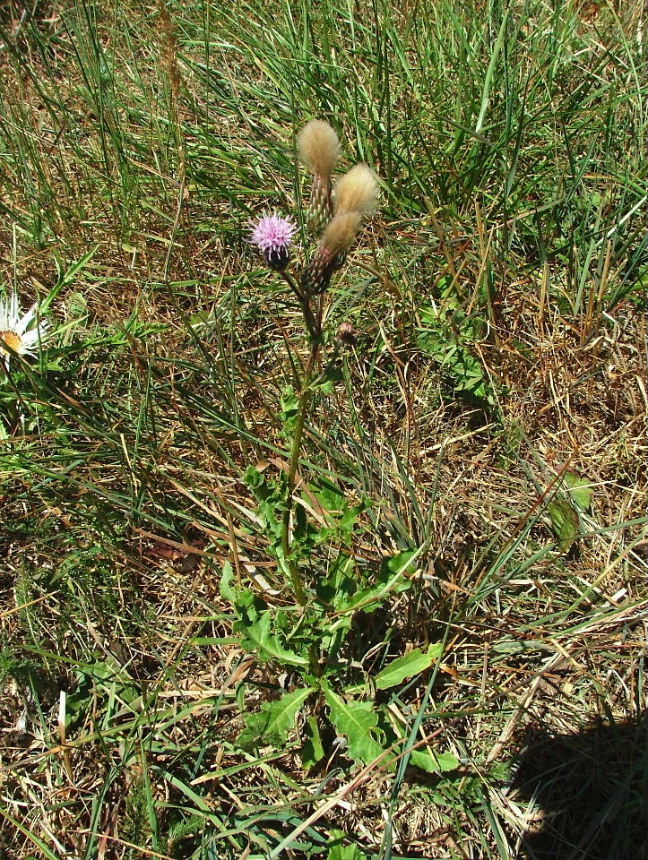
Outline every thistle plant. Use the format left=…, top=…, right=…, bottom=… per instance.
left=228, top=127, right=450, bottom=780
left=240, top=124, right=448, bottom=776
left=250, top=120, right=379, bottom=605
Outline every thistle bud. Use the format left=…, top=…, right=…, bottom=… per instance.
left=298, top=120, right=341, bottom=232
left=321, top=212, right=363, bottom=257
left=297, top=120, right=340, bottom=178
left=301, top=212, right=363, bottom=296
left=334, top=164, right=379, bottom=217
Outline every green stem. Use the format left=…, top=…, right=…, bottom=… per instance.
left=280, top=338, right=320, bottom=606
left=279, top=270, right=320, bottom=341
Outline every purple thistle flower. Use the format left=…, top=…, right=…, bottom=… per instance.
left=251, top=214, right=296, bottom=271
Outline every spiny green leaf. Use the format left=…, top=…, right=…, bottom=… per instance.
left=375, top=643, right=443, bottom=690
left=332, top=550, right=417, bottom=615
left=237, top=687, right=313, bottom=751
left=309, top=479, right=366, bottom=541
left=280, top=385, right=299, bottom=439
left=240, top=612, right=308, bottom=667
left=385, top=549, right=419, bottom=575
left=312, top=479, right=345, bottom=514
left=324, top=688, right=385, bottom=766
left=301, top=714, right=325, bottom=772
left=220, top=561, right=236, bottom=603
left=386, top=712, right=460, bottom=774
left=410, top=749, right=460, bottom=774
left=327, top=829, right=369, bottom=860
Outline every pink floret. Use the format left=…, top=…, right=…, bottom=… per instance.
left=251, top=215, right=296, bottom=252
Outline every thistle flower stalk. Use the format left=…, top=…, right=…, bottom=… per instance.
left=250, top=118, right=380, bottom=608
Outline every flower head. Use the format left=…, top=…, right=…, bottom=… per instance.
left=301, top=213, right=363, bottom=296
left=297, top=120, right=340, bottom=178
left=251, top=214, right=296, bottom=271
left=320, top=212, right=363, bottom=257
left=0, top=292, right=49, bottom=367
left=335, top=164, right=380, bottom=216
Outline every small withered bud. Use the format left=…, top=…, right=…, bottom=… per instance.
left=334, top=164, right=379, bottom=217
left=301, top=212, right=363, bottom=296
left=337, top=321, right=357, bottom=346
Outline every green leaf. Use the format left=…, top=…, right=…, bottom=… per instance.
left=386, top=712, right=460, bottom=774
left=324, top=688, right=385, bottom=766
left=313, top=365, right=343, bottom=394
left=327, top=830, right=369, bottom=860
left=312, top=478, right=345, bottom=514
left=189, top=310, right=211, bottom=327
left=410, top=749, right=460, bottom=774
left=385, top=549, right=418, bottom=576
left=237, top=687, right=313, bottom=751
left=309, top=479, right=366, bottom=542
left=564, top=471, right=593, bottom=512
left=301, top=714, right=325, bottom=771
left=416, top=298, right=495, bottom=407
left=375, top=643, right=442, bottom=690
left=220, top=561, right=236, bottom=603
left=547, top=498, right=580, bottom=553
left=240, top=612, right=308, bottom=667
left=330, top=549, right=417, bottom=616
left=244, top=465, right=265, bottom=490
left=280, top=386, right=299, bottom=439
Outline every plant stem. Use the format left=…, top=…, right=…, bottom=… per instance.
left=280, top=270, right=320, bottom=341
left=280, top=331, right=320, bottom=606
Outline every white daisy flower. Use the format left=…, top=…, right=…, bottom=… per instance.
left=0, top=292, right=50, bottom=367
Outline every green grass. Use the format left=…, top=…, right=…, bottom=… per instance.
left=0, top=0, right=646, bottom=858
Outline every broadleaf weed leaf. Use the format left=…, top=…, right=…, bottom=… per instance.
left=238, top=687, right=313, bottom=751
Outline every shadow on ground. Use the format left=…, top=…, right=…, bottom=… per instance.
left=512, top=713, right=647, bottom=860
